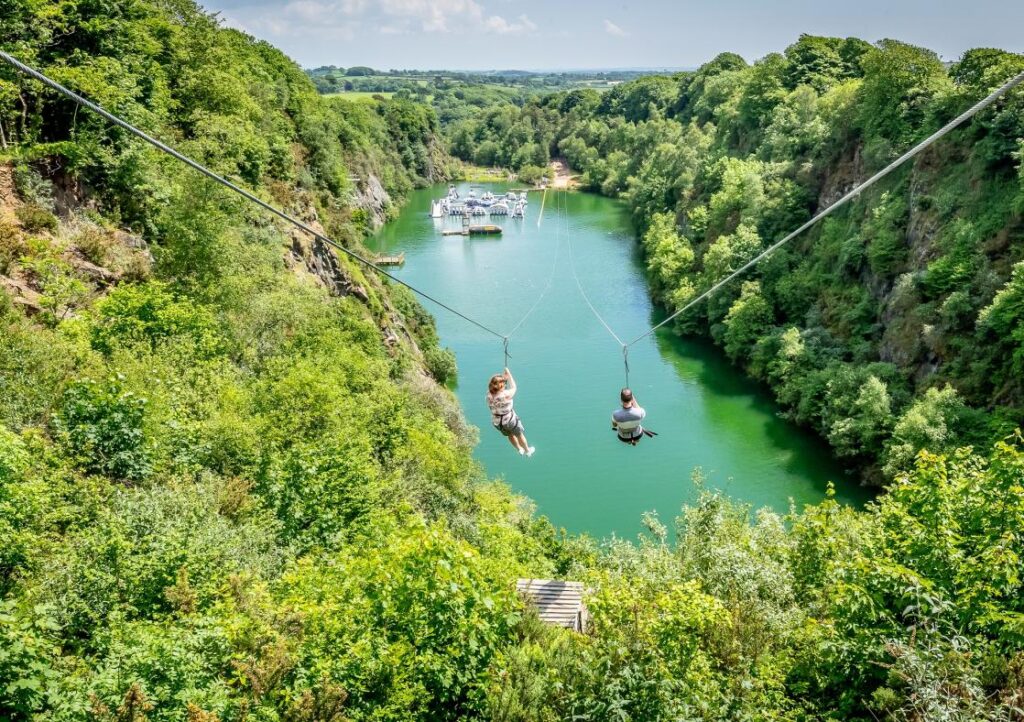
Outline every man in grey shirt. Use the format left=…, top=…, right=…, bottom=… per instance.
left=612, top=388, right=655, bottom=446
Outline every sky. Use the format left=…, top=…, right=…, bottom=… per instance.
left=202, top=0, right=1024, bottom=71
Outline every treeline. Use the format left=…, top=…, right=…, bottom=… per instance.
left=2, top=6, right=1024, bottom=721
left=306, top=66, right=659, bottom=95
left=444, top=36, right=1024, bottom=481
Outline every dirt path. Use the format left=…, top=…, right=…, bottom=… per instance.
left=549, top=158, right=577, bottom=189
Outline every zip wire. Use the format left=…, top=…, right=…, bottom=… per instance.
left=500, top=188, right=564, bottom=364
left=559, top=68, right=1024, bottom=382
left=562, top=189, right=630, bottom=383
left=0, top=50, right=505, bottom=342
left=565, top=190, right=626, bottom=347
left=624, top=67, right=1024, bottom=348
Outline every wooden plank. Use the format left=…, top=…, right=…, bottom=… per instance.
left=517, top=578, right=587, bottom=632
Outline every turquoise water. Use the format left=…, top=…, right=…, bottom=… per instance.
left=371, top=184, right=870, bottom=538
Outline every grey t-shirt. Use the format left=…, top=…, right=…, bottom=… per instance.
left=612, top=404, right=646, bottom=439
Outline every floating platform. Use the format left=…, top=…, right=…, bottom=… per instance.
left=441, top=225, right=503, bottom=237
left=375, top=252, right=405, bottom=265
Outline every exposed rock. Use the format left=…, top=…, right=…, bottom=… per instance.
left=381, top=324, right=399, bottom=347
left=0, top=164, right=17, bottom=211
left=48, top=164, right=95, bottom=217
left=113, top=229, right=152, bottom=255
left=1, top=274, right=43, bottom=314
left=817, top=146, right=864, bottom=208
left=352, top=173, right=391, bottom=229
left=65, top=253, right=118, bottom=286
left=287, top=209, right=370, bottom=303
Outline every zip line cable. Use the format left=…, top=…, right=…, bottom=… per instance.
left=0, top=50, right=506, bottom=342
left=500, top=190, right=564, bottom=364
left=562, top=189, right=632, bottom=383
left=7, top=49, right=1022, bottom=379
left=624, top=67, right=1024, bottom=348
left=561, top=67, right=1024, bottom=377
left=564, top=190, right=626, bottom=347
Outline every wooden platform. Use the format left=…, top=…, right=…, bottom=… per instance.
left=516, top=579, right=588, bottom=632
left=375, top=252, right=405, bottom=265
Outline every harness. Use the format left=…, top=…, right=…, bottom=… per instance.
left=615, top=418, right=644, bottom=440
left=493, top=409, right=519, bottom=430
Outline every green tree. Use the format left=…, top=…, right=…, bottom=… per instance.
left=723, top=281, right=773, bottom=362
left=858, top=40, right=951, bottom=154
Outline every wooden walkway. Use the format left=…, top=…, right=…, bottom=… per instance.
left=516, top=579, right=588, bottom=632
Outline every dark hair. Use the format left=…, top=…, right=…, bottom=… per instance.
left=620, top=388, right=633, bottom=403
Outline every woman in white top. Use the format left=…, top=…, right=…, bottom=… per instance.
left=486, top=367, right=535, bottom=457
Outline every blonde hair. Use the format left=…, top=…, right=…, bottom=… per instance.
left=488, top=374, right=505, bottom=395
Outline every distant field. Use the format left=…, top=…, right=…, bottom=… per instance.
left=326, top=91, right=394, bottom=101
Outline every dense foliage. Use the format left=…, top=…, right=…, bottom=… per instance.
left=2, top=7, right=1024, bottom=720
left=441, top=35, right=1024, bottom=482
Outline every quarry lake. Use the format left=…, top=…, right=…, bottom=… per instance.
left=371, top=183, right=871, bottom=538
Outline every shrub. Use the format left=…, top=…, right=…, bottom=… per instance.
left=40, top=481, right=281, bottom=638
left=0, top=600, right=59, bottom=718
left=54, top=375, right=152, bottom=481
left=14, top=204, right=58, bottom=234
left=0, top=425, right=32, bottom=586
left=12, top=164, right=54, bottom=209
left=517, top=165, right=551, bottom=185
left=0, top=218, right=25, bottom=273
left=72, top=223, right=113, bottom=266
left=723, top=281, right=774, bottom=362
left=89, top=281, right=222, bottom=357
left=882, top=385, right=973, bottom=477
left=424, top=345, right=457, bottom=384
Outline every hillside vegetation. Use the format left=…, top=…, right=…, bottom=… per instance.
left=444, top=37, right=1024, bottom=482
left=1, top=6, right=1024, bottom=721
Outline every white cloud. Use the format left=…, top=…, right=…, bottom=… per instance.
left=230, top=0, right=536, bottom=38
left=484, top=13, right=537, bottom=35
left=603, top=19, right=628, bottom=37
left=217, top=12, right=252, bottom=33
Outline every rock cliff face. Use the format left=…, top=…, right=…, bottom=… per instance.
left=284, top=201, right=369, bottom=303
left=352, top=173, right=391, bottom=229
left=812, top=149, right=967, bottom=383
left=281, top=187, right=430, bottom=362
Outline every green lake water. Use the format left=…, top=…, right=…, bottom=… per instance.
left=371, top=183, right=871, bottom=538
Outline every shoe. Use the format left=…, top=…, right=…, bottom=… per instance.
left=526, top=446, right=535, bottom=457
left=518, top=448, right=525, bottom=455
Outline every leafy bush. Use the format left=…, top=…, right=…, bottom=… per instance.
left=723, top=281, right=773, bottom=362
left=54, top=375, right=152, bottom=481
left=0, top=219, right=26, bottom=274
left=14, top=204, right=58, bottom=234
left=71, top=223, right=113, bottom=266
left=424, top=345, right=457, bottom=384
left=41, top=482, right=281, bottom=638
left=517, top=165, right=551, bottom=185
left=0, top=601, right=59, bottom=719
left=0, top=425, right=33, bottom=587
left=88, top=281, right=222, bottom=357
left=282, top=520, right=520, bottom=721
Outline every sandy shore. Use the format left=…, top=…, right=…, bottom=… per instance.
left=549, top=158, right=578, bottom=189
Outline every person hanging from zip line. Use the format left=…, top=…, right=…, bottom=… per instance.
left=486, top=367, right=535, bottom=457
left=612, top=388, right=657, bottom=446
